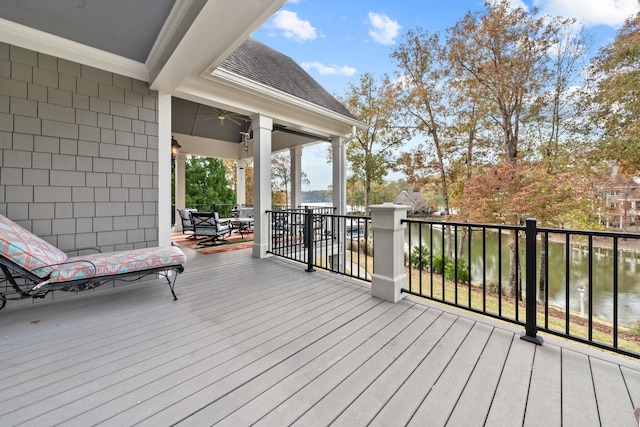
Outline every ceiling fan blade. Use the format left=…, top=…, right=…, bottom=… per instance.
left=227, top=116, right=243, bottom=126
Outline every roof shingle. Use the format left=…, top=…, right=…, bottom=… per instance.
left=219, top=38, right=355, bottom=120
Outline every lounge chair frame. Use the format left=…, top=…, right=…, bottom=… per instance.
left=0, top=254, right=184, bottom=310
left=0, top=214, right=186, bottom=310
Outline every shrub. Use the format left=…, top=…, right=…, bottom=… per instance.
left=432, top=254, right=445, bottom=274
left=486, top=280, right=502, bottom=294
left=444, top=258, right=471, bottom=284
left=409, top=246, right=430, bottom=269
left=427, top=253, right=471, bottom=284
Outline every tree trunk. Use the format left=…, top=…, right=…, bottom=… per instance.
left=445, top=224, right=453, bottom=258
left=508, top=230, right=521, bottom=299
left=458, top=226, right=467, bottom=258
left=538, top=239, right=547, bottom=302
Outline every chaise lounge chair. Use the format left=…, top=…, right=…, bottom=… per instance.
left=0, top=214, right=186, bottom=309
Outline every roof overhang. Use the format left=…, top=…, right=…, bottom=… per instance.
left=174, top=69, right=364, bottom=140
left=149, top=0, right=287, bottom=92
left=0, top=0, right=363, bottom=149
left=0, top=0, right=287, bottom=91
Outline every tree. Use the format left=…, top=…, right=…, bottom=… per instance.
left=448, top=0, right=552, bottom=166
left=536, top=20, right=590, bottom=172
left=341, top=73, right=408, bottom=209
left=244, top=161, right=254, bottom=206
left=395, top=146, right=430, bottom=191
left=184, top=156, right=236, bottom=210
left=447, top=0, right=572, bottom=297
left=271, top=152, right=309, bottom=206
left=588, top=10, right=640, bottom=175
left=392, top=29, right=456, bottom=217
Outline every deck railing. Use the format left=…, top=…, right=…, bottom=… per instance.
left=403, top=217, right=640, bottom=358
left=266, top=208, right=372, bottom=282
left=265, top=205, right=640, bottom=358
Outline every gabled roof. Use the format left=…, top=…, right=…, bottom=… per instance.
left=219, top=38, right=355, bottom=120
left=396, top=191, right=424, bottom=203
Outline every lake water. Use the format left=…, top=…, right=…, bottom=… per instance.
left=406, top=224, right=640, bottom=326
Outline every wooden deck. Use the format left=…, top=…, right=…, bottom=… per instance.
left=1, top=247, right=640, bottom=426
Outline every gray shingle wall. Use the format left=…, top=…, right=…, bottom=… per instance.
left=0, top=43, right=159, bottom=251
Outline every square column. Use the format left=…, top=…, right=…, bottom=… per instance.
left=252, top=114, right=273, bottom=258
left=236, top=159, right=247, bottom=206
left=158, top=91, right=172, bottom=247
left=290, top=146, right=303, bottom=209
left=332, top=135, right=346, bottom=215
left=370, top=203, right=409, bottom=302
left=174, top=153, right=186, bottom=231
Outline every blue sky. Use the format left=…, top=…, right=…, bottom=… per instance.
left=251, top=0, right=639, bottom=191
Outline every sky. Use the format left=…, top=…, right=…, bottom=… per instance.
left=251, top=0, right=640, bottom=191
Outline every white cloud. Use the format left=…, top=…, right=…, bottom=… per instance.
left=534, top=0, right=639, bottom=27
left=496, top=0, right=529, bottom=11
left=271, top=10, right=317, bottom=42
left=367, top=12, right=401, bottom=45
left=301, top=61, right=357, bottom=76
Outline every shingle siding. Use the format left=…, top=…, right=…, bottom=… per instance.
left=0, top=43, right=159, bottom=249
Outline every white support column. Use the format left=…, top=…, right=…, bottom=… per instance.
left=332, top=135, right=347, bottom=215
left=370, top=203, right=409, bottom=302
left=236, top=159, right=247, bottom=206
left=252, top=114, right=273, bottom=258
left=158, top=91, right=172, bottom=247
left=290, top=146, right=303, bottom=209
left=174, top=152, right=186, bottom=232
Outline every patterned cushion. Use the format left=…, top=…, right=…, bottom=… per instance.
left=0, top=214, right=68, bottom=278
left=44, top=246, right=186, bottom=284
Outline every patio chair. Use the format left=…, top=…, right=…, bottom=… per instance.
left=191, top=211, right=232, bottom=246
left=177, top=208, right=197, bottom=237
left=0, top=214, right=186, bottom=310
left=233, top=207, right=254, bottom=237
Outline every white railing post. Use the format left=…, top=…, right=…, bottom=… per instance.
left=370, top=203, right=409, bottom=302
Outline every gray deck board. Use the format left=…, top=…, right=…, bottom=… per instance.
left=0, top=249, right=639, bottom=426
left=524, top=339, right=563, bottom=427
left=484, top=335, right=536, bottom=427
left=330, top=311, right=457, bottom=426
left=185, top=301, right=421, bottom=426
left=408, top=321, right=495, bottom=426
left=592, top=358, right=639, bottom=427
left=369, top=316, right=475, bottom=426
left=443, top=327, right=514, bottom=427
left=561, top=349, right=600, bottom=427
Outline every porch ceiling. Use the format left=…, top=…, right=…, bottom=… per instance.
left=0, top=0, right=177, bottom=63
left=171, top=97, right=329, bottom=152
left=0, top=0, right=287, bottom=92
left=172, top=97, right=251, bottom=144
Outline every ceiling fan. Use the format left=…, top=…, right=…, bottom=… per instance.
left=207, top=108, right=248, bottom=126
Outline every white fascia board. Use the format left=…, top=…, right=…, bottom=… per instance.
left=213, top=69, right=363, bottom=128
left=145, top=0, right=196, bottom=78
left=0, top=18, right=149, bottom=81
left=150, top=0, right=286, bottom=93
left=185, top=70, right=363, bottom=136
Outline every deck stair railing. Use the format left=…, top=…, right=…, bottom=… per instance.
left=267, top=208, right=372, bottom=282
